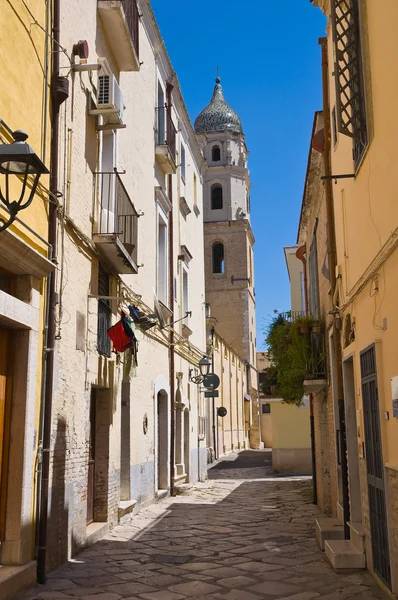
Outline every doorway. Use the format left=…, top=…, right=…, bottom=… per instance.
left=342, top=356, right=362, bottom=524
left=184, top=408, right=190, bottom=481
left=87, top=390, right=96, bottom=525
left=157, top=390, right=168, bottom=490
left=0, top=327, right=12, bottom=541
left=360, top=345, right=391, bottom=589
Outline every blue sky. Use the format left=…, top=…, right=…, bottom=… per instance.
left=151, top=0, right=326, bottom=349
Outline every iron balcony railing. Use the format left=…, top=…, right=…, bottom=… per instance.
left=155, top=106, right=177, bottom=162
left=279, top=311, right=306, bottom=322
left=121, top=0, right=139, bottom=60
left=96, top=170, right=138, bottom=262
left=305, top=330, right=326, bottom=380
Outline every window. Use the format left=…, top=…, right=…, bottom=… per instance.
left=246, top=192, right=251, bottom=214
left=212, top=243, right=224, bottom=274
left=97, top=263, right=111, bottom=357
left=331, top=0, right=368, bottom=167
left=308, top=229, right=320, bottom=318
left=193, top=172, right=197, bottom=206
left=262, top=403, right=271, bottom=414
left=211, top=184, right=223, bottom=210
left=212, top=145, right=221, bottom=162
left=182, top=268, right=189, bottom=323
left=181, top=143, right=186, bottom=182
left=158, top=211, right=168, bottom=304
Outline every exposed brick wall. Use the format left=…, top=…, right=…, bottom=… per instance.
left=386, top=467, right=398, bottom=589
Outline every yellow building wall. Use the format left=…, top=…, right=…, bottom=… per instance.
left=271, top=402, right=311, bottom=449
left=0, top=0, right=50, bottom=559
left=0, top=0, right=50, bottom=251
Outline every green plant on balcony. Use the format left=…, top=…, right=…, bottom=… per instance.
left=263, top=312, right=325, bottom=405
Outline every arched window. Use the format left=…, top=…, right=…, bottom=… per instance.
left=212, top=243, right=224, bottom=274
left=212, top=145, right=221, bottom=162
left=211, top=184, right=223, bottom=210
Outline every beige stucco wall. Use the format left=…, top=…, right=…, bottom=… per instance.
left=270, top=401, right=312, bottom=474
left=284, top=246, right=304, bottom=314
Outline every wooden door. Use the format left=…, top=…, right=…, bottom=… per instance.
left=0, top=327, right=13, bottom=540
left=87, top=392, right=96, bottom=525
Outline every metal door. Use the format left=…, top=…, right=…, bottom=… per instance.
left=360, top=345, right=391, bottom=588
left=87, top=392, right=96, bottom=525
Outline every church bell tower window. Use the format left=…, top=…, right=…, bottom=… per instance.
left=212, top=145, right=221, bottom=162
left=211, top=184, right=223, bottom=210
left=212, top=243, right=225, bottom=274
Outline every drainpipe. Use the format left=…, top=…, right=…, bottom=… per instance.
left=319, top=36, right=350, bottom=539
left=167, top=82, right=175, bottom=496
left=210, top=327, right=217, bottom=460
left=296, top=244, right=317, bottom=505
left=37, top=0, right=67, bottom=582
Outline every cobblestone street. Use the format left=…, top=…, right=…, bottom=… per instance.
left=19, top=451, right=388, bottom=600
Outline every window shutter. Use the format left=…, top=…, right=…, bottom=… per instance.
left=308, top=234, right=320, bottom=318
left=331, top=0, right=367, bottom=160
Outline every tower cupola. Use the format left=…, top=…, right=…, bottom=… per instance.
left=194, top=78, right=242, bottom=134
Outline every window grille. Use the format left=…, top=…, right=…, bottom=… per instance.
left=212, top=243, right=224, bottom=274
left=97, top=264, right=111, bottom=357
left=331, top=0, right=367, bottom=167
left=211, top=184, right=223, bottom=210
left=180, top=143, right=186, bottom=181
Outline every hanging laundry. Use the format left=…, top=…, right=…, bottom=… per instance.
left=107, top=314, right=138, bottom=354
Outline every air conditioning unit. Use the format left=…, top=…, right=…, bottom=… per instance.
left=90, top=73, right=124, bottom=125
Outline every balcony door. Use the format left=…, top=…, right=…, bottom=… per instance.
left=99, top=130, right=117, bottom=234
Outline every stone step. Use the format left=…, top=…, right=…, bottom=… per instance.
left=348, top=520, right=366, bottom=553
left=118, top=499, right=137, bottom=521
left=0, top=561, right=36, bottom=600
left=325, top=539, right=366, bottom=573
left=316, top=517, right=345, bottom=550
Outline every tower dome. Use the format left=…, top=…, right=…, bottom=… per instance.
left=194, top=78, right=242, bottom=134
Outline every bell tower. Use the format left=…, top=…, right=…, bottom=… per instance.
left=195, top=78, right=258, bottom=425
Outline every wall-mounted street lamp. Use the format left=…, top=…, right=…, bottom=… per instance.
left=0, top=130, right=49, bottom=232
left=189, top=355, right=211, bottom=385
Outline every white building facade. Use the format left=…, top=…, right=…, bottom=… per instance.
left=46, top=0, right=208, bottom=569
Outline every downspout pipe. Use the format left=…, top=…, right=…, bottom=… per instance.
left=37, top=0, right=64, bottom=583
left=210, top=327, right=217, bottom=460
left=167, top=83, right=175, bottom=497
left=319, top=36, right=350, bottom=539
left=296, top=245, right=317, bottom=505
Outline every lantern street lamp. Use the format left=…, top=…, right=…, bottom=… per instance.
left=189, top=355, right=212, bottom=385
left=0, top=130, right=49, bottom=232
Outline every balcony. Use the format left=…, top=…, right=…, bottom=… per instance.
left=93, top=170, right=139, bottom=274
left=155, top=107, right=177, bottom=174
left=303, top=330, right=327, bottom=394
left=97, top=0, right=140, bottom=72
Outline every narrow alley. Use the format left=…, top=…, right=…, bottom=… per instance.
left=18, top=452, right=388, bottom=600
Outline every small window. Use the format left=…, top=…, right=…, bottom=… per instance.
left=97, top=264, right=111, bottom=357
left=211, top=184, right=223, bottom=210
left=193, top=172, right=197, bottom=206
left=181, top=143, right=186, bottom=181
left=262, top=403, right=271, bottom=414
left=212, top=145, right=221, bottom=162
left=212, top=243, right=224, bottom=274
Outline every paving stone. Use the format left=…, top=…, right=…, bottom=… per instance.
left=278, top=593, right=320, bottom=600
left=105, top=583, right=157, bottom=596
left=201, top=567, right=244, bottom=578
left=237, top=561, right=283, bottom=572
left=82, top=595, right=122, bottom=600
left=168, top=581, right=222, bottom=596
left=139, top=592, right=186, bottom=600
left=214, top=590, right=262, bottom=600
left=248, top=581, right=301, bottom=596
left=216, top=575, right=258, bottom=588
left=179, top=562, right=221, bottom=572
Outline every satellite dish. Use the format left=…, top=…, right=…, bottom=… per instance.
left=217, top=406, right=227, bottom=418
